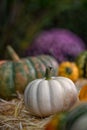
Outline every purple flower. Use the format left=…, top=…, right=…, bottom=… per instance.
left=25, top=28, right=86, bottom=62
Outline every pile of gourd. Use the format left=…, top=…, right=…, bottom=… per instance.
left=44, top=51, right=87, bottom=130
left=0, top=46, right=79, bottom=118
left=1, top=45, right=87, bottom=130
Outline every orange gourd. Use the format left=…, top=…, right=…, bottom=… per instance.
left=45, top=112, right=67, bottom=130
left=59, top=61, right=79, bottom=82
left=79, top=85, right=87, bottom=101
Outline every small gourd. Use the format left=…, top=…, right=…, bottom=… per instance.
left=45, top=112, right=67, bottom=130
left=24, top=67, right=78, bottom=117
left=79, top=84, right=87, bottom=101
left=58, top=61, right=79, bottom=82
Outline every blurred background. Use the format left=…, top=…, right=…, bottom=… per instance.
left=0, top=0, right=87, bottom=59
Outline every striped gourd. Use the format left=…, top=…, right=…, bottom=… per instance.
left=14, top=55, right=58, bottom=93
left=0, top=46, right=58, bottom=100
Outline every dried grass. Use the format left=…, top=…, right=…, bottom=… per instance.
left=0, top=93, right=52, bottom=130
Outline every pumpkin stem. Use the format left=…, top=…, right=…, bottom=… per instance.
left=45, top=66, right=53, bottom=80
left=7, top=45, right=32, bottom=75
left=7, top=45, right=21, bottom=62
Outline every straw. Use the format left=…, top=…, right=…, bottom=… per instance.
left=0, top=94, right=52, bottom=130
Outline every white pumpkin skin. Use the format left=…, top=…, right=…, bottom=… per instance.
left=24, top=77, right=78, bottom=117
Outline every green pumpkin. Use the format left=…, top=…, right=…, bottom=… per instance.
left=75, top=51, right=87, bottom=78
left=14, top=55, right=58, bottom=93
left=0, top=61, right=28, bottom=100
left=0, top=54, right=58, bottom=100
left=7, top=45, right=59, bottom=84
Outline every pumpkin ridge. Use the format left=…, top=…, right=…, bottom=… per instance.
left=55, top=79, right=65, bottom=110
left=7, top=62, right=16, bottom=97
left=27, top=81, right=36, bottom=114
left=24, top=81, right=33, bottom=108
left=27, top=81, right=37, bottom=115
left=27, top=80, right=42, bottom=116
left=38, top=55, right=58, bottom=78
left=50, top=78, right=64, bottom=113
left=23, top=59, right=36, bottom=81
left=48, top=80, right=53, bottom=113
left=56, top=77, right=77, bottom=110
left=37, top=80, right=44, bottom=117
left=48, top=80, right=60, bottom=113
left=38, top=55, right=54, bottom=68
left=37, top=56, right=52, bottom=77
left=28, top=57, right=45, bottom=78
left=7, top=62, right=15, bottom=93
left=27, top=57, right=37, bottom=77
left=11, top=62, right=16, bottom=93
left=13, top=62, right=28, bottom=92
left=0, top=62, right=16, bottom=99
left=38, top=55, right=52, bottom=67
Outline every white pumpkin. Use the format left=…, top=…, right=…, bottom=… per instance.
left=24, top=67, right=78, bottom=117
